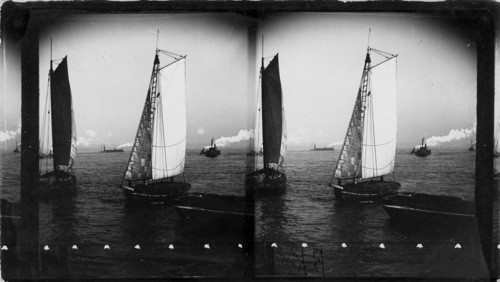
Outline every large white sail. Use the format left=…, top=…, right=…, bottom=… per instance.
left=151, top=58, right=186, bottom=179
left=361, top=57, right=397, bottom=178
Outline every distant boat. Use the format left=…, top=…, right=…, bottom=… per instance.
left=383, top=193, right=475, bottom=224
left=119, top=46, right=190, bottom=204
left=200, top=138, right=220, bottom=158
left=39, top=46, right=77, bottom=189
left=310, top=142, right=334, bottom=151
left=13, top=141, right=19, bottom=153
left=468, top=139, right=475, bottom=152
left=329, top=44, right=400, bottom=200
left=245, top=48, right=287, bottom=195
left=410, top=137, right=431, bottom=157
left=100, top=144, right=124, bottom=153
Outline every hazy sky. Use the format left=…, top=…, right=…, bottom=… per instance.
left=1, top=12, right=477, bottom=150
left=258, top=13, right=476, bottom=148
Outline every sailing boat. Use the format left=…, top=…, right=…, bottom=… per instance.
left=13, top=141, right=19, bottom=153
left=119, top=47, right=190, bottom=203
left=329, top=46, right=399, bottom=200
left=411, top=137, right=431, bottom=156
left=245, top=51, right=287, bottom=195
left=39, top=50, right=77, bottom=188
left=200, top=137, right=220, bottom=157
left=468, top=139, right=475, bottom=152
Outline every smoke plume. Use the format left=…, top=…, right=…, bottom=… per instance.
left=214, top=129, right=253, bottom=147
left=117, top=142, right=133, bottom=148
left=425, top=120, right=476, bottom=147
left=0, top=121, right=21, bottom=142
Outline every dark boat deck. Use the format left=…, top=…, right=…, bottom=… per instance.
left=121, top=181, right=190, bottom=204
left=332, top=180, right=400, bottom=200
left=383, top=193, right=475, bottom=223
left=174, top=193, right=252, bottom=215
left=245, top=168, right=286, bottom=196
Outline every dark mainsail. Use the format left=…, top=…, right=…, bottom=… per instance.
left=261, top=54, right=283, bottom=165
left=50, top=57, right=73, bottom=167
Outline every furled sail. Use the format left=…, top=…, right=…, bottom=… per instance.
left=125, top=63, right=155, bottom=180
left=50, top=57, right=74, bottom=168
left=361, top=57, right=397, bottom=178
left=335, top=51, right=397, bottom=180
left=334, top=89, right=364, bottom=179
left=151, top=58, right=186, bottom=179
left=261, top=54, right=286, bottom=167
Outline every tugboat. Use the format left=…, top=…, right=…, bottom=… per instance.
left=411, top=137, right=431, bottom=157
left=200, top=138, right=221, bottom=158
left=468, top=139, right=475, bottom=152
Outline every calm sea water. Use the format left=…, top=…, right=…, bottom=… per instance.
left=255, top=149, right=492, bottom=278
left=0, top=148, right=494, bottom=278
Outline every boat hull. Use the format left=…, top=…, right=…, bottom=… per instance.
left=245, top=168, right=286, bottom=196
left=39, top=170, right=77, bottom=189
left=414, top=148, right=431, bottom=157
left=382, top=193, right=475, bottom=224
left=330, top=180, right=400, bottom=201
left=173, top=193, right=253, bottom=229
left=121, top=181, right=190, bottom=204
left=204, top=148, right=220, bottom=158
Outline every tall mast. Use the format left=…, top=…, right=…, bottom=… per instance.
left=50, top=38, right=56, bottom=172
left=50, top=38, right=53, bottom=72
left=261, top=34, right=267, bottom=169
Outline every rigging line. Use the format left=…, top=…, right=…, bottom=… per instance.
left=158, top=56, right=186, bottom=71
left=359, top=158, right=395, bottom=170
left=368, top=72, right=378, bottom=175
left=369, top=47, right=397, bottom=58
left=158, top=49, right=182, bottom=56
left=52, top=57, right=65, bottom=63
left=158, top=49, right=184, bottom=58
left=361, top=136, right=397, bottom=147
left=151, top=137, right=186, bottom=148
left=152, top=159, right=185, bottom=171
left=369, top=56, right=397, bottom=70
left=158, top=93, right=170, bottom=178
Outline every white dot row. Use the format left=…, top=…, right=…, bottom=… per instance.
left=1, top=243, right=244, bottom=251
left=270, top=242, right=499, bottom=250
left=3, top=243, right=499, bottom=251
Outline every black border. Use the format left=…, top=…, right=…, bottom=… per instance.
left=1, top=1, right=497, bottom=279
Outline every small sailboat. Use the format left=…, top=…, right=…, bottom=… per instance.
left=39, top=46, right=77, bottom=189
left=200, top=138, right=220, bottom=158
left=329, top=45, right=400, bottom=200
left=410, top=137, right=431, bottom=157
left=13, top=141, right=19, bottom=153
left=245, top=50, right=287, bottom=195
left=119, top=46, right=190, bottom=204
left=468, top=139, right=475, bottom=152
left=100, top=144, right=124, bottom=153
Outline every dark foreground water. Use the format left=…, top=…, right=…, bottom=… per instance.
left=0, top=149, right=496, bottom=278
